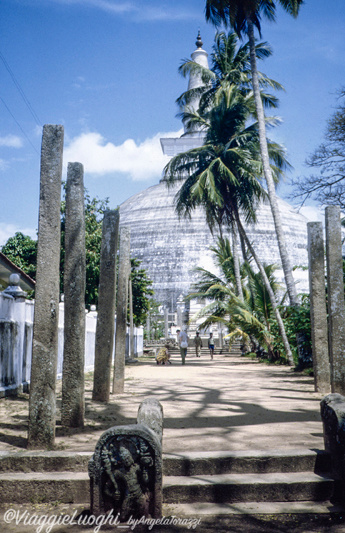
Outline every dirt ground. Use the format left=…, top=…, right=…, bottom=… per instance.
left=1, top=351, right=344, bottom=532
left=0, top=351, right=326, bottom=453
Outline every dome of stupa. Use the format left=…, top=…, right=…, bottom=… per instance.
left=120, top=181, right=308, bottom=309
left=119, top=34, right=309, bottom=310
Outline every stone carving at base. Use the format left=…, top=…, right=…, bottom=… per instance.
left=100, top=435, right=153, bottom=520
left=89, top=401, right=163, bottom=521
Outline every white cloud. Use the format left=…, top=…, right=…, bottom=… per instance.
left=0, top=135, right=23, bottom=148
left=299, top=205, right=325, bottom=223
left=0, top=224, right=37, bottom=247
left=40, top=0, right=197, bottom=21
left=64, top=130, right=182, bottom=181
left=44, top=0, right=134, bottom=12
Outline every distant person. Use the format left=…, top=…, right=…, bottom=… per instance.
left=208, top=332, right=215, bottom=360
left=194, top=331, right=203, bottom=357
left=178, top=328, right=189, bottom=365
left=156, top=344, right=171, bottom=365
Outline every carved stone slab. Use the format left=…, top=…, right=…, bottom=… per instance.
left=89, top=424, right=162, bottom=520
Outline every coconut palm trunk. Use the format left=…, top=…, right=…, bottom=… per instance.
left=230, top=219, right=244, bottom=301
left=247, top=19, right=298, bottom=307
left=233, top=209, right=293, bottom=364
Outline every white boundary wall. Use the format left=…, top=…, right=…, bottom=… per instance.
left=0, top=293, right=143, bottom=396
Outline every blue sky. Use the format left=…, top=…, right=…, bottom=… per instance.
left=1, top=0, right=345, bottom=244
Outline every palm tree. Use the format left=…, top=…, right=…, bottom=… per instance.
left=177, top=30, right=283, bottom=127
left=164, top=85, right=294, bottom=361
left=189, top=240, right=283, bottom=360
left=190, top=237, right=246, bottom=302
left=166, top=85, right=263, bottom=296
left=205, top=0, right=304, bottom=307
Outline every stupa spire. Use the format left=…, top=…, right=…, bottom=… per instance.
left=196, top=30, right=203, bottom=48
left=160, top=32, right=209, bottom=161
left=185, top=31, right=209, bottom=134
left=187, top=32, right=209, bottom=93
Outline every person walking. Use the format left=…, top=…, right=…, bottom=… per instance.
left=208, top=332, right=215, bottom=360
left=194, top=331, right=203, bottom=357
left=178, top=328, right=189, bottom=365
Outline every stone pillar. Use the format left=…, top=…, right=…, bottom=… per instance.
left=92, top=210, right=119, bottom=403
left=164, top=307, right=168, bottom=339
left=129, top=277, right=135, bottom=359
left=177, top=307, right=182, bottom=329
left=325, top=206, right=345, bottom=394
left=61, top=163, right=86, bottom=427
left=28, top=124, right=64, bottom=449
left=146, top=315, right=151, bottom=342
left=113, top=227, right=131, bottom=394
left=307, top=222, right=331, bottom=394
left=218, top=323, right=224, bottom=351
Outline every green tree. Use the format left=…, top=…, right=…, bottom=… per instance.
left=177, top=30, right=283, bottom=120
left=269, top=295, right=312, bottom=367
left=1, top=232, right=37, bottom=281
left=176, top=29, right=284, bottom=302
left=2, top=194, right=154, bottom=325
left=144, top=299, right=165, bottom=341
left=205, top=0, right=304, bottom=308
left=130, top=258, right=154, bottom=327
left=189, top=239, right=284, bottom=360
left=164, top=84, right=293, bottom=360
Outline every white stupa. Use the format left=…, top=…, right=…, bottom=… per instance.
left=120, top=33, right=309, bottom=310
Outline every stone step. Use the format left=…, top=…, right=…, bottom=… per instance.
left=163, top=471, right=334, bottom=504
left=0, top=449, right=335, bottom=507
left=0, top=471, right=90, bottom=504
left=0, top=451, right=92, bottom=473
left=0, top=449, right=330, bottom=475
left=163, top=449, right=330, bottom=476
left=0, top=470, right=334, bottom=505
left=163, top=500, right=344, bottom=516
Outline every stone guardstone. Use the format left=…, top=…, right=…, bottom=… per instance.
left=88, top=424, right=162, bottom=521
left=89, top=399, right=163, bottom=520
left=320, top=393, right=345, bottom=503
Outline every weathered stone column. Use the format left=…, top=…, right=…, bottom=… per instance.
left=129, top=277, right=135, bottom=359
left=307, top=222, right=331, bottom=394
left=177, top=307, right=182, bottom=329
left=28, top=124, right=64, bottom=449
left=92, top=210, right=119, bottom=403
left=61, top=163, right=86, bottom=427
left=113, top=227, right=131, bottom=394
left=218, top=323, right=224, bottom=351
left=146, top=315, right=151, bottom=342
left=164, top=307, right=168, bottom=339
left=325, top=206, right=345, bottom=395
